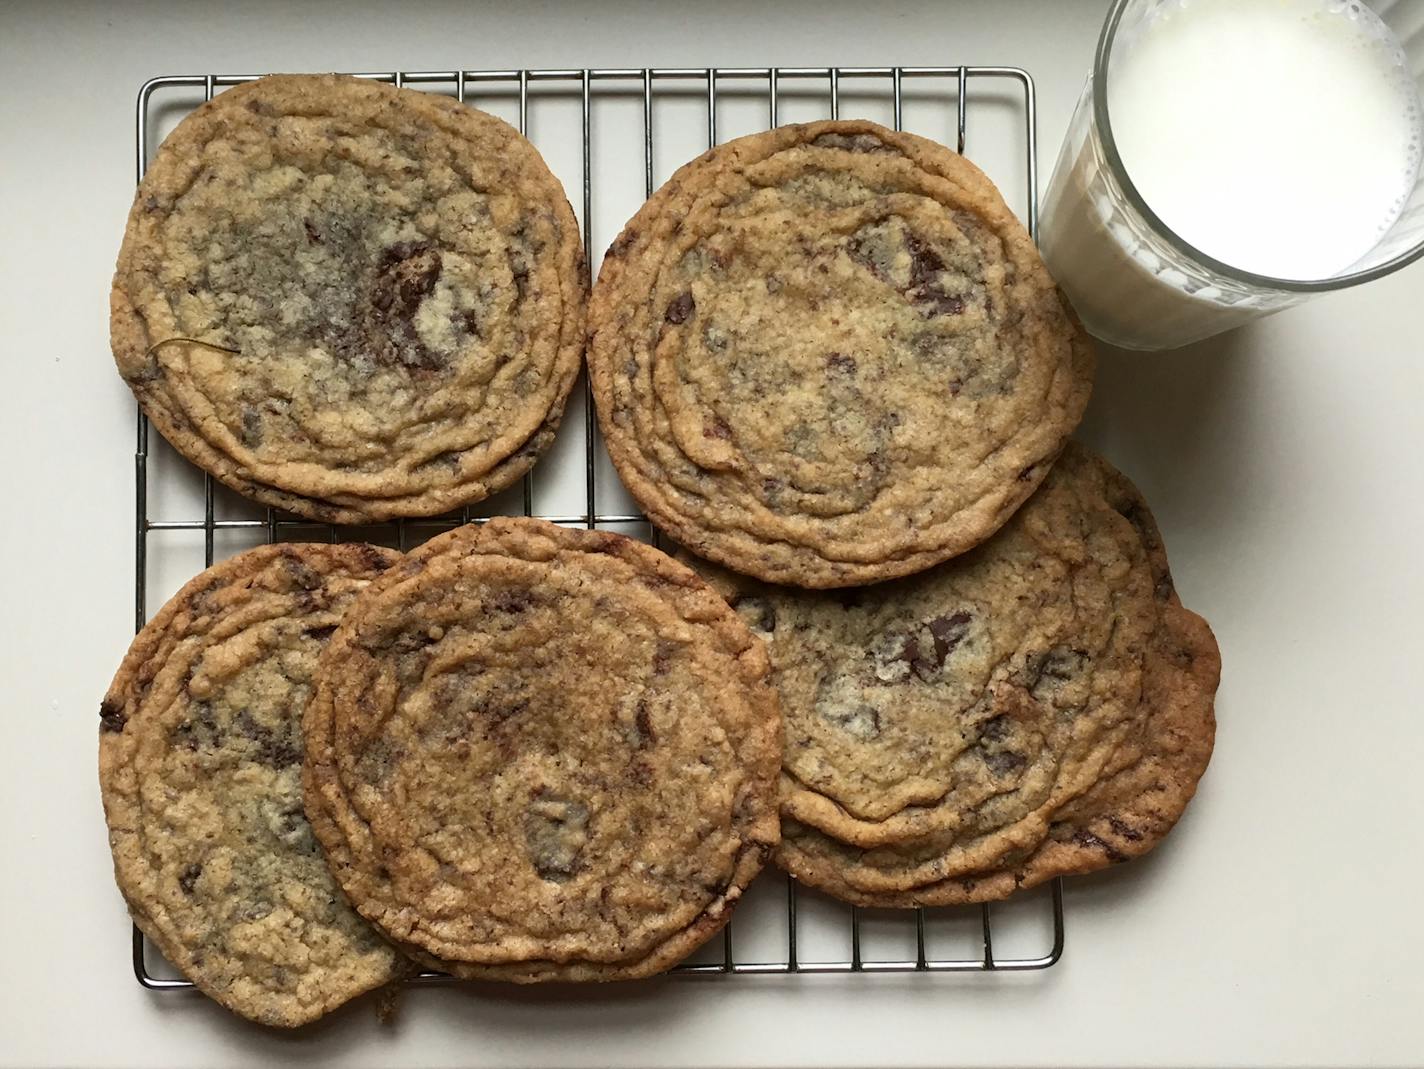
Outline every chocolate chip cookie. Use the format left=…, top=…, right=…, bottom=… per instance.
left=589, top=120, right=1094, bottom=588
left=112, top=74, right=585, bottom=523
left=98, top=543, right=408, bottom=1026
left=303, top=518, right=781, bottom=981
left=685, top=444, right=1219, bottom=906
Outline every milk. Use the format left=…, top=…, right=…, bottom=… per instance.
left=1040, top=0, right=1424, bottom=350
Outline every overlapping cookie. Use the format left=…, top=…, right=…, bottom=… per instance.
left=686, top=444, right=1219, bottom=906
left=303, top=518, right=781, bottom=981
left=99, top=543, right=408, bottom=1026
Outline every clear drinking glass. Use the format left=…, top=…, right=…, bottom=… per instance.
left=1040, top=0, right=1424, bottom=351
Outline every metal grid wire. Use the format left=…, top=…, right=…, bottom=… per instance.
left=130, top=65, right=1064, bottom=990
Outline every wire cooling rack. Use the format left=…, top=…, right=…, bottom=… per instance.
left=129, top=65, right=1064, bottom=991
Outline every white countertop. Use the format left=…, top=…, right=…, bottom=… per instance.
left=3, top=1, right=1421, bottom=1066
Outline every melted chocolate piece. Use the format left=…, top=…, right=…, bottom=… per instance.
left=178, top=863, right=203, bottom=894
left=523, top=796, right=590, bottom=882
left=99, top=698, right=127, bottom=734
left=665, top=291, right=695, bottom=324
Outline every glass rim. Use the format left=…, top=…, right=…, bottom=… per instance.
left=1092, top=0, right=1424, bottom=294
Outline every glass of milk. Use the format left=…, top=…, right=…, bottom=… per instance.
left=1040, top=0, right=1424, bottom=350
